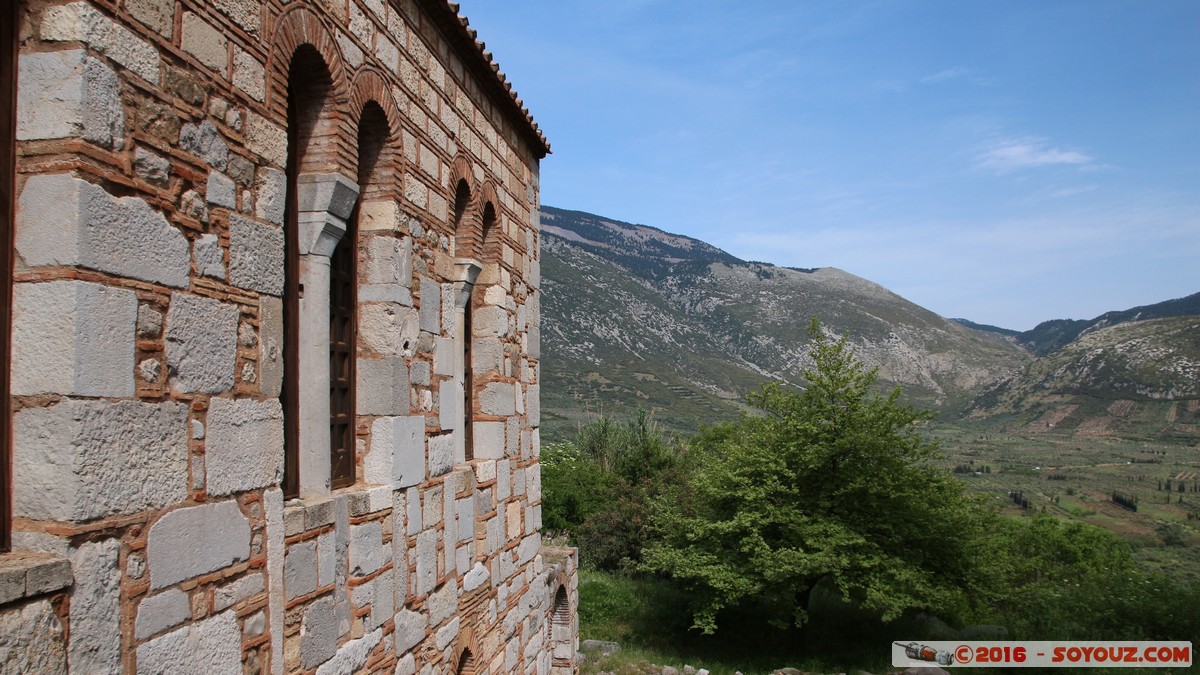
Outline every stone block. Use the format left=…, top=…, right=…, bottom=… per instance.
left=472, top=421, right=505, bottom=461
left=193, top=233, right=225, bottom=279
left=165, top=293, right=239, bottom=394
left=213, top=572, right=264, bottom=611
left=433, top=337, right=456, bottom=376
left=474, top=305, right=509, bottom=338
left=480, top=382, right=515, bottom=416
left=147, top=501, right=251, bottom=590
left=133, top=147, right=170, bottom=185
left=429, top=432, right=454, bottom=477
left=42, top=1, right=158, bottom=84
left=411, top=360, right=431, bottom=387
left=349, top=521, right=385, bottom=577
left=69, top=539, right=121, bottom=673
left=181, top=11, right=228, bottom=72
left=136, top=611, right=241, bottom=675
left=359, top=199, right=403, bottom=232
left=317, top=531, right=335, bottom=587
left=206, top=170, right=236, bottom=208
left=205, top=397, right=283, bottom=496
left=362, top=234, right=410, bottom=283
left=366, top=415, right=425, bottom=488
left=358, top=283, right=412, bottom=305
left=17, top=50, right=122, bottom=148
left=439, top=380, right=462, bottom=431
left=360, top=304, right=420, bottom=357
left=435, top=616, right=460, bottom=651
left=394, top=608, right=424, bottom=654
left=472, top=337, right=503, bottom=375
left=135, top=589, right=190, bottom=639
left=415, top=529, right=436, bottom=596
left=213, top=0, right=261, bottom=33
left=300, top=596, right=338, bottom=669
left=127, top=0, right=173, bottom=38
left=315, top=627, right=382, bottom=675
left=179, top=120, right=229, bottom=170
left=419, top=278, right=441, bottom=333
left=11, top=280, right=136, bottom=397
left=527, top=384, right=541, bottom=428
left=427, top=579, right=457, bottom=628
left=229, top=215, right=284, bottom=296
left=260, top=297, right=284, bottom=397
left=245, top=112, right=286, bottom=166
left=233, top=48, right=265, bottom=101
left=528, top=325, right=541, bottom=359
left=0, top=598, right=67, bottom=673
left=285, top=540, right=317, bottom=600
left=357, top=357, right=410, bottom=415
left=254, top=167, right=286, bottom=224
left=14, top=400, right=188, bottom=521
left=17, top=173, right=189, bottom=287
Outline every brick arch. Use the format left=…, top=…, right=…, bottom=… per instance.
left=349, top=69, right=400, bottom=199
left=265, top=5, right=353, bottom=173
left=451, top=626, right=482, bottom=675
left=449, top=154, right=480, bottom=260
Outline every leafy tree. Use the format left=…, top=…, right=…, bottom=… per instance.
left=643, top=319, right=974, bottom=633
left=542, top=410, right=684, bottom=570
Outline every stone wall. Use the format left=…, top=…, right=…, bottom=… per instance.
left=2, top=0, right=576, bottom=672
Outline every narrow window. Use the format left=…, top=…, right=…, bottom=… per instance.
left=329, top=102, right=388, bottom=489
left=0, top=0, right=18, bottom=551
left=282, top=47, right=333, bottom=498
left=328, top=236, right=355, bottom=488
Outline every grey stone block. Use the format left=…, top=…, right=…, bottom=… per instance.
left=472, top=421, right=505, bottom=461
left=527, top=384, right=541, bottom=428
left=0, top=598, right=67, bottom=673
left=193, top=233, right=225, bottom=279
left=439, top=380, right=462, bottom=431
left=260, top=297, right=283, bottom=397
left=255, top=167, right=286, bottom=225
left=147, top=501, right=251, bottom=590
left=69, top=539, right=121, bottom=674
left=415, top=529, right=436, bottom=596
left=17, top=50, right=123, bottom=149
left=11, top=280, right=136, bottom=397
left=300, top=596, right=338, bottom=670
left=473, top=305, right=509, bottom=339
left=42, top=2, right=160, bottom=85
left=135, top=589, right=190, bottom=639
left=17, top=174, right=189, bottom=288
left=363, top=235, right=412, bottom=286
left=136, top=611, right=240, bottom=675
left=360, top=304, right=420, bottom=357
left=285, top=540, right=317, bottom=600
left=394, top=608, right=424, bottom=654
left=429, top=432, right=454, bottom=477
left=213, top=571, right=264, bottom=611
left=206, top=170, right=236, bottom=208
left=315, top=628, right=382, bottom=675
left=419, top=278, right=441, bottom=333
left=348, top=521, right=385, bottom=577
left=480, top=382, right=516, bottom=416
left=165, top=293, right=239, bottom=394
left=229, top=215, right=284, bottom=296
left=179, top=120, right=228, bottom=170
left=14, top=400, right=188, bottom=521
left=366, top=415, right=425, bottom=488
left=205, top=397, right=282, bottom=496
left=356, top=357, right=410, bottom=416
left=134, top=147, right=170, bottom=185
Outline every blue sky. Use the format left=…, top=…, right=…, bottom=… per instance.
left=457, top=1, right=1199, bottom=331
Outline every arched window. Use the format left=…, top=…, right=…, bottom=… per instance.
left=282, top=45, right=359, bottom=497
left=0, top=0, right=18, bottom=551
left=329, top=101, right=389, bottom=489
left=453, top=179, right=474, bottom=460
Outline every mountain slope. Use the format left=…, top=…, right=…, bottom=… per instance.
left=538, top=206, right=1030, bottom=438
left=966, top=316, right=1200, bottom=439
left=1016, top=293, right=1200, bottom=356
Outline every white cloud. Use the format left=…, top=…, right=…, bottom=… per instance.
left=920, top=66, right=971, bottom=84
left=975, top=137, right=1095, bottom=173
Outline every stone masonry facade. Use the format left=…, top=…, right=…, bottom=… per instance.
left=1, top=0, right=578, bottom=673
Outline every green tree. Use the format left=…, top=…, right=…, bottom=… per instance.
left=643, top=319, right=974, bottom=633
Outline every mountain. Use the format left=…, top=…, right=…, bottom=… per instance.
left=965, top=316, right=1200, bottom=439
left=538, top=206, right=1030, bottom=438
left=1013, top=293, right=1200, bottom=356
